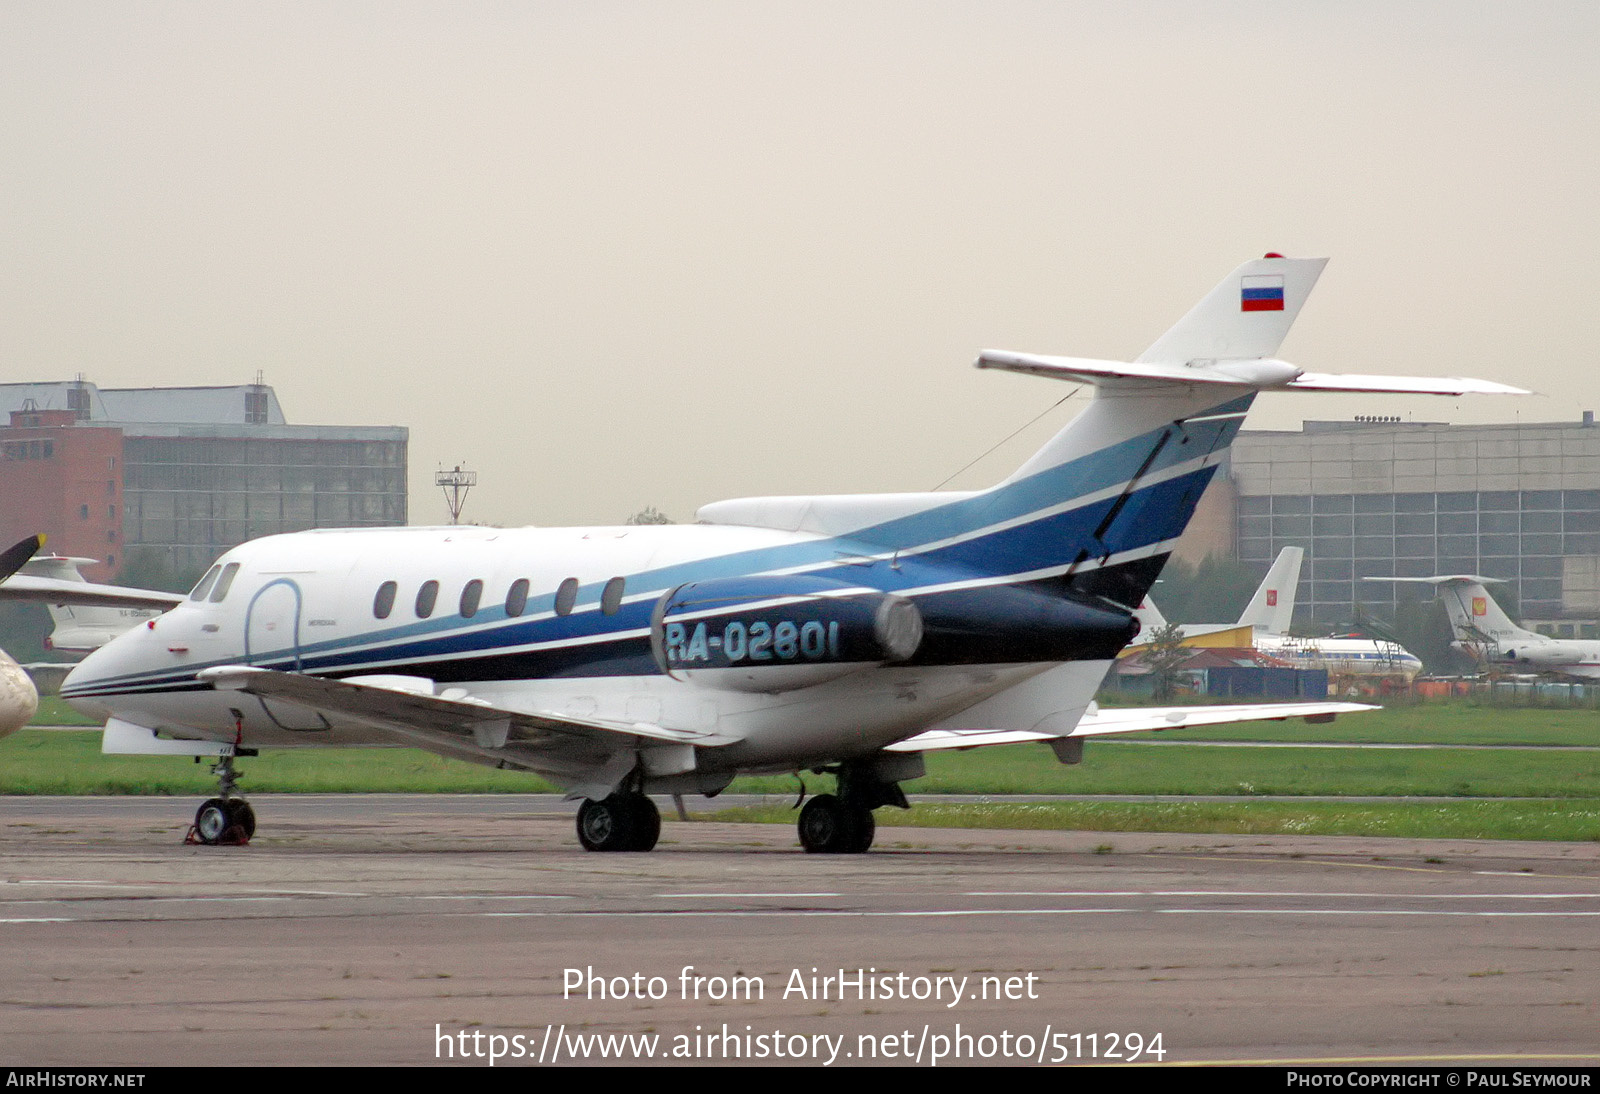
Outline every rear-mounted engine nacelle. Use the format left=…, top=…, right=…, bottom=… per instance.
left=1505, top=645, right=1583, bottom=667
left=651, top=575, right=923, bottom=693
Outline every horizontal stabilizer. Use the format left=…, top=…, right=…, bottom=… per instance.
left=1365, top=575, right=1504, bottom=586
left=976, top=352, right=1531, bottom=397
left=1285, top=373, right=1530, bottom=396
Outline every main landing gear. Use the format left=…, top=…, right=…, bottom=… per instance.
left=186, top=751, right=257, bottom=846
left=796, top=760, right=909, bottom=854
left=798, top=794, right=875, bottom=854
left=576, top=792, right=661, bottom=852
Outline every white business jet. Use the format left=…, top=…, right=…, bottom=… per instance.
left=54, top=256, right=1521, bottom=852
left=15, top=554, right=165, bottom=654
left=1373, top=575, right=1600, bottom=678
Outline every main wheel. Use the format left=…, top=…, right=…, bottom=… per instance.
left=579, top=794, right=655, bottom=852
left=628, top=794, right=661, bottom=852
left=799, top=794, right=861, bottom=854
left=847, top=805, right=876, bottom=853
left=194, top=798, right=231, bottom=845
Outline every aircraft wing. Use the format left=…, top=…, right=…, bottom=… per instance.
left=887, top=701, right=1375, bottom=753
left=198, top=665, right=744, bottom=757
left=0, top=574, right=184, bottom=611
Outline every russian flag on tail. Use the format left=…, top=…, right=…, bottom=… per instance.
left=1241, top=274, right=1285, bottom=312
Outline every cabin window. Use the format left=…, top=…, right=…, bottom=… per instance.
left=460, top=579, right=483, bottom=618
left=554, top=577, right=579, bottom=616
left=373, top=581, right=397, bottom=619
left=415, top=580, right=439, bottom=618
left=600, top=576, right=625, bottom=616
left=505, top=578, right=529, bottom=618
left=208, top=562, right=241, bottom=603
left=189, top=565, right=222, bottom=602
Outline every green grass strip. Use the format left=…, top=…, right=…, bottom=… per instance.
left=4, top=730, right=1598, bottom=800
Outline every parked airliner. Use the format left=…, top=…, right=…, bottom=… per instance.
left=1376, top=575, right=1600, bottom=678
left=49, top=256, right=1521, bottom=853
left=1135, top=547, right=1423, bottom=682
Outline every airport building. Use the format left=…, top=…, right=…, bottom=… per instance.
left=0, top=379, right=407, bottom=582
left=1191, top=416, right=1600, bottom=635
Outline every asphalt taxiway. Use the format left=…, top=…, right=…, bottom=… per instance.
left=2, top=795, right=1598, bottom=1066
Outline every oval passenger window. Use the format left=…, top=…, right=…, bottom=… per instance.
left=554, top=577, right=579, bottom=616
left=373, top=581, right=397, bottom=619
left=600, top=576, right=625, bottom=616
left=505, top=578, right=529, bottom=618
left=460, top=579, right=483, bottom=618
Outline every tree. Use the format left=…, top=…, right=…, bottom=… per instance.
left=625, top=507, right=673, bottom=526
left=1143, top=621, right=1194, bottom=702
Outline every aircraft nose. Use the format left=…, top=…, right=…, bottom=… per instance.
left=59, top=643, right=125, bottom=722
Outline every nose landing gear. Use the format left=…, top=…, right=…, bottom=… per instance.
left=185, top=750, right=257, bottom=846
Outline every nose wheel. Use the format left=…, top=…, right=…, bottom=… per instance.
left=186, top=751, right=256, bottom=846
left=191, top=797, right=255, bottom=845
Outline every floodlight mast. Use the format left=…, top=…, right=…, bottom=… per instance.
left=435, top=465, right=476, bottom=525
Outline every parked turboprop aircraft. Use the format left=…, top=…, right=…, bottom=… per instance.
left=1375, top=575, right=1600, bottom=678
left=56, top=256, right=1521, bottom=853
left=1136, top=547, right=1424, bottom=681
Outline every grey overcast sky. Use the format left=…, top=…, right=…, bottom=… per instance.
left=3, top=2, right=1597, bottom=527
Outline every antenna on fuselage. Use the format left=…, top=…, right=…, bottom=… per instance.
left=435, top=464, right=477, bottom=525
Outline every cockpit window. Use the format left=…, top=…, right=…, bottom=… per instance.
left=373, top=581, right=397, bottom=619
left=208, top=562, right=241, bottom=603
left=189, top=565, right=222, bottom=602
left=415, top=580, right=439, bottom=619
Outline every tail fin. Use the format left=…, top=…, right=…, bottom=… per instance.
left=1369, top=575, right=1538, bottom=647
left=1237, top=547, right=1303, bottom=633
left=1137, top=255, right=1328, bottom=364
left=704, top=256, right=1520, bottom=616
left=1133, top=595, right=1169, bottom=632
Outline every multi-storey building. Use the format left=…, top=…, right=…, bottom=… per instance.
left=1211, top=416, right=1600, bottom=634
left=1, top=379, right=407, bottom=582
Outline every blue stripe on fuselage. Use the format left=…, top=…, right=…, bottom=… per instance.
left=64, top=394, right=1249, bottom=694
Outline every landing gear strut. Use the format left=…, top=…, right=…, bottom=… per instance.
left=796, top=760, right=908, bottom=854
left=576, top=792, right=661, bottom=852
left=187, top=750, right=256, bottom=846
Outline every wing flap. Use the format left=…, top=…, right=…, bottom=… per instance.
left=198, top=666, right=745, bottom=759
left=889, top=701, right=1375, bottom=753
